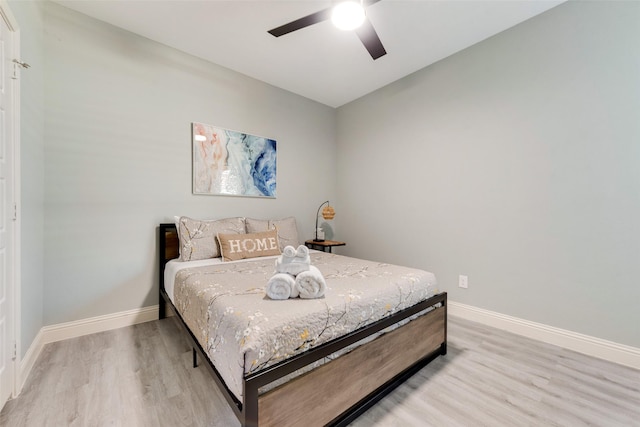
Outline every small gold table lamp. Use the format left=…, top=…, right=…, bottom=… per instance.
left=314, top=201, right=335, bottom=242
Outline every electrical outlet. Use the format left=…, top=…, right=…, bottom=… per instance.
left=459, top=275, right=468, bottom=289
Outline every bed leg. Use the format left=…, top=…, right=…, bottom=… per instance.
left=193, top=348, right=198, bottom=368
left=244, top=380, right=259, bottom=427
left=440, top=343, right=447, bottom=356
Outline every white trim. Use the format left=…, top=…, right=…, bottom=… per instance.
left=11, top=19, right=21, bottom=402
left=41, top=305, right=159, bottom=344
left=17, top=302, right=640, bottom=391
left=18, top=328, right=42, bottom=395
left=0, top=0, right=21, bottom=402
left=19, top=306, right=159, bottom=392
left=449, top=301, right=640, bottom=370
left=0, top=0, right=18, bottom=32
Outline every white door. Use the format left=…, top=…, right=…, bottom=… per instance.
left=0, top=5, right=16, bottom=409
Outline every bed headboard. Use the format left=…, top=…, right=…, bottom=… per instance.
left=158, top=223, right=179, bottom=292
left=159, top=223, right=179, bottom=261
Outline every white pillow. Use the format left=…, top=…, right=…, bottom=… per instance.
left=245, top=217, right=299, bottom=250
left=177, top=216, right=246, bottom=261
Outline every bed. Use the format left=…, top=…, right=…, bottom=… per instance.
left=158, top=222, right=447, bottom=427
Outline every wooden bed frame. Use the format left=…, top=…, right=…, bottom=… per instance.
left=158, top=223, right=447, bottom=427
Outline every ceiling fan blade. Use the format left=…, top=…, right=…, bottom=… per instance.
left=268, top=8, right=332, bottom=37
left=355, top=17, right=387, bottom=60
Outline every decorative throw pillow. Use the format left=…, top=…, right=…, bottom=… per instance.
left=217, top=229, right=281, bottom=262
left=245, top=217, right=299, bottom=250
left=178, top=216, right=246, bottom=261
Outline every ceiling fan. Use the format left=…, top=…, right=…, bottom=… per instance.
left=268, top=0, right=386, bottom=60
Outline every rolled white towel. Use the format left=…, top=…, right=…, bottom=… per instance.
left=282, top=245, right=296, bottom=258
left=295, top=265, right=326, bottom=299
left=266, top=273, right=297, bottom=300
left=294, top=244, right=310, bottom=261
left=275, top=245, right=310, bottom=276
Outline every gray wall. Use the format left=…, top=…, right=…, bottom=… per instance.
left=42, top=2, right=336, bottom=325
left=11, top=0, right=639, bottom=355
left=336, top=1, right=640, bottom=347
left=9, top=0, right=45, bottom=358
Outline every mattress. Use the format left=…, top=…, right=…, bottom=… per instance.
left=167, top=251, right=438, bottom=401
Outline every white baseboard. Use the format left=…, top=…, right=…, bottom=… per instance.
left=19, top=305, right=159, bottom=394
left=17, top=302, right=639, bottom=395
left=18, top=328, right=44, bottom=397
left=39, top=305, right=159, bottom=344
left=448, top=301, right=640, bottom=370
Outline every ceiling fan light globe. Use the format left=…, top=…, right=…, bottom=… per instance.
left=331, top=2, right=365, bottom=31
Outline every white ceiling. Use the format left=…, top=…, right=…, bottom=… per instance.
left=53, top=0, right=564, bottom=108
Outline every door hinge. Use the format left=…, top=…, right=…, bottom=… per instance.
left=12, top=342, right=17, bottom=361
left=11, top=59, right=30, bottom=80
left=12, top=59, right=30, bottom=69
left=12, top=203, right=17, bottom=221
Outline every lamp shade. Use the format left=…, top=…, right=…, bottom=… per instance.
left=322, top=205, right=335, bottom=220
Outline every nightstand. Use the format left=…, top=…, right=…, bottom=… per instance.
left=305, top=240, right=346, bottom=253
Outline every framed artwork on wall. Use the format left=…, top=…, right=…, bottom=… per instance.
left=192, top=122, right=277, bottom=198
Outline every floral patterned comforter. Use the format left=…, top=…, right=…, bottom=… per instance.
left=172, top=252, right=438, bottom=401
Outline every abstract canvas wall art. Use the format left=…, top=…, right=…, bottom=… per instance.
left=192, top=122, right=277, bottom=197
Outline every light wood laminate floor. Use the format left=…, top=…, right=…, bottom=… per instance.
left=1, top=316, right=639, bottom=426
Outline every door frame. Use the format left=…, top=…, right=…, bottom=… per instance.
left=0, top=0, right=21, bottom=400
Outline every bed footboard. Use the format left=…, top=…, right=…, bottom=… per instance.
left=258, top=304, right=446, bottom=427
